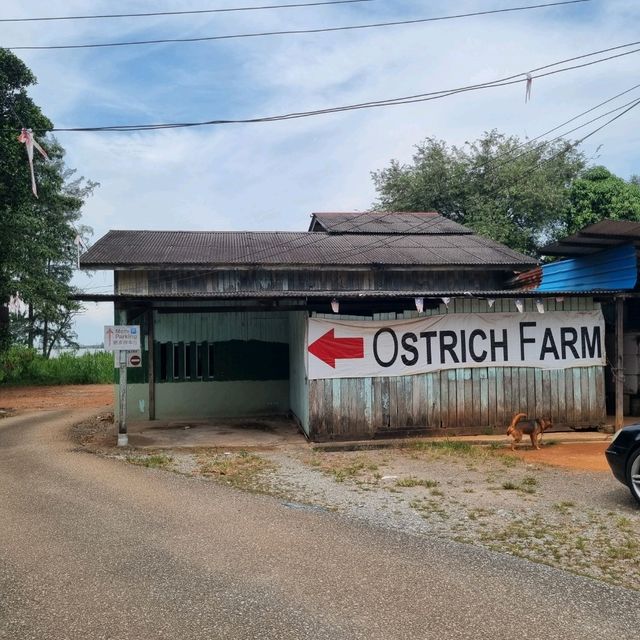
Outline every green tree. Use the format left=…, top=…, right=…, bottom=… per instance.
left=566, top=166, right=640, bottom=235
left=371, top=130, right=588, bottom=255
left=0, top=48, right=95, bottom=355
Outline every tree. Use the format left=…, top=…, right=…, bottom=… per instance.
left=0, top=48, right=95, bottom=355
left=566, top=166, right=640, bottom=235
left=371, top=130, right=588, bottom=255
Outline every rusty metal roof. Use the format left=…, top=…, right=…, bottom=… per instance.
left=309, top=211, right=472, bottom=234
left=541, top=219, right=640, bottom=256
left=81, top=230, right=536, bottom=269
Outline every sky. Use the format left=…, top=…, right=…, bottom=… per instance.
left=2, top=0, right=639, bottom=344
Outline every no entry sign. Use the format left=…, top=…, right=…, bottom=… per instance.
left=307, top=311, right=605, bottom=380
left=113, top=349, right=142, bottom=368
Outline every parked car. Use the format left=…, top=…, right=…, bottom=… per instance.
left=605, top=424, right=640, bottom=505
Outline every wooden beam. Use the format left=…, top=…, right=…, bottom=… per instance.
left=615, top=296, right=625, bottom=430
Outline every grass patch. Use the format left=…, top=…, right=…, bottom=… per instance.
left=305, top=453, right=381, bottom=484
left=501, top=481, right=518, bottom=490
left=396, top=476, right=439, bottom=488
left=0, top=346, right=113, bottom=385
left=126, top=453, right=173, bottom=469
left=196, top=450, right=273, bottom=488
left=553, top=501, right=575, bottom=513
left=408, top=440, right=476, bottom=455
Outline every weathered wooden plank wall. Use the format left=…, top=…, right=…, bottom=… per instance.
left=308, top=298, right=606, bottom=440
left=117, top=268, right=508, bottom=295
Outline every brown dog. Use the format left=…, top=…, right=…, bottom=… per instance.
left=506, top=412, right=553, bottom=450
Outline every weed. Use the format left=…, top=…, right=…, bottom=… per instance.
left=553, top=501, right=575, bottom=513
left=606, top=538, right=639, bottom=560
left=521, top=476, right=538, bottom=487
left=502, top=481, right=518, bottom=490
left=407, top=440, right=475, bottom=456
left=126, top=453, right=173, bottom=469
left=396, top=476, right=439, bottom=488
left=196, top=451, right=273, bottom=488
left=309, top=454, right=382, bottom=484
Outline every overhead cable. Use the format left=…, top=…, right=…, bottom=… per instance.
left=10, top=40, right=640, bottom=133
left=0, top=1, right=377, bottom=22
left=8, top=0, right=590, bottom=50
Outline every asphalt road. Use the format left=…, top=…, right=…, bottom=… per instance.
left=0, top=409, right=638, bottom=640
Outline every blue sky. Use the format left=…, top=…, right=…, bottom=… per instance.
left=2, top=0, right=639, bottom=344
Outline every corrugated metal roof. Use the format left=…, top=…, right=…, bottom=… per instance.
left=309, top=211, right=473, bottom=235
left=512, top=244, right=638, bottom=293
left=81, top=230, right=536, bottom=268
left=541, top=219, right=640, bottom=256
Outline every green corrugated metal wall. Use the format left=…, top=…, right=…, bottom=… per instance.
left=117, top=309, right=293, bottom=420
left=288, top=310, right=310, bottom=435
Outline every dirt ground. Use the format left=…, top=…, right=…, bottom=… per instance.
left=505, top=441, right=610, bottom=472
left=0, top=384, right=113, bottom=412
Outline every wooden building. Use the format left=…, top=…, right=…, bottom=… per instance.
left=79, top=211, right=609, bottom=441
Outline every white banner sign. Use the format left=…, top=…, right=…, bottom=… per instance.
left=307, top=311, right=605, bottom=380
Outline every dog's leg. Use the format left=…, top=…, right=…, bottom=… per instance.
left=511, top=432, right=522, bottom=451
left=530, top=432, right=540, bottom=450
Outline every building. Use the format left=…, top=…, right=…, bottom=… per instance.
left=531, top=219, right=640, bottom=428
left=79, top=211, right=609, bottom=441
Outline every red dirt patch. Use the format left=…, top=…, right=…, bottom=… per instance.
left=0, top=384, right=113, bottom=413
left=505, top=442, right=610, bottom=472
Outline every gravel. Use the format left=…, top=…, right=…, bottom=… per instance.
left=78, top=416, right=640, bottom=591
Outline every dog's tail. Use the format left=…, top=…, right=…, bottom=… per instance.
left=506, top=412, right=528, bottom=436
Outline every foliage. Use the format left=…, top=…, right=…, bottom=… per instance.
left=0, top=48, right=96, bottom=355
left=0, top=346, right=112, bottom=385
left=566, top=166, right=640, bottom=235
left=371, top=130, right=589, bottom=255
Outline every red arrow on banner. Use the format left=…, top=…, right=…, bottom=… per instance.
left=308, top=329, right=365, bottom=368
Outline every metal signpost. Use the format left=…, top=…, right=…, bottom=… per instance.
left=104, top=325, right=140, bottom=446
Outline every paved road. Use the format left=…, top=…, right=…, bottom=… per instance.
left=0, top=409, right=638, bottom=640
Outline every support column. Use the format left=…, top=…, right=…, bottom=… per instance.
left=148, top=308, right=156, bottom=420
left=615, top=296, right=624, bottom=431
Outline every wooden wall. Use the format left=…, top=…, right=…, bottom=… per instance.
left=116, top=267, right=508, bottom=296
left=308, top=297, right=606, bottom=441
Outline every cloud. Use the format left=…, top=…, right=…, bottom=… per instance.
left=3, top=0, right=640, bottom=343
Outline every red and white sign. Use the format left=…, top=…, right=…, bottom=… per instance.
left=113, top=349, right=142, bottom=368
left=307, top=311, right=605, bottom=380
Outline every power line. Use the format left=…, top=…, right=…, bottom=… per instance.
left=8, top=0, right=590, bottom=51
left=321, top=101, right=640, bottom=266
left=203, top=87, right=640, bottom=267
left=112, top=89, right=638, bottom=290
left=13, top=39, right=640, bottom=133
left=72, top=77, right=640, bottom=291
left=0, top=0, right=377, bottom=22
left=478, top=87, right=640, bottom=175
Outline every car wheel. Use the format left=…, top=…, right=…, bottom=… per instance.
left=626, top=448, right=640, bottom=505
